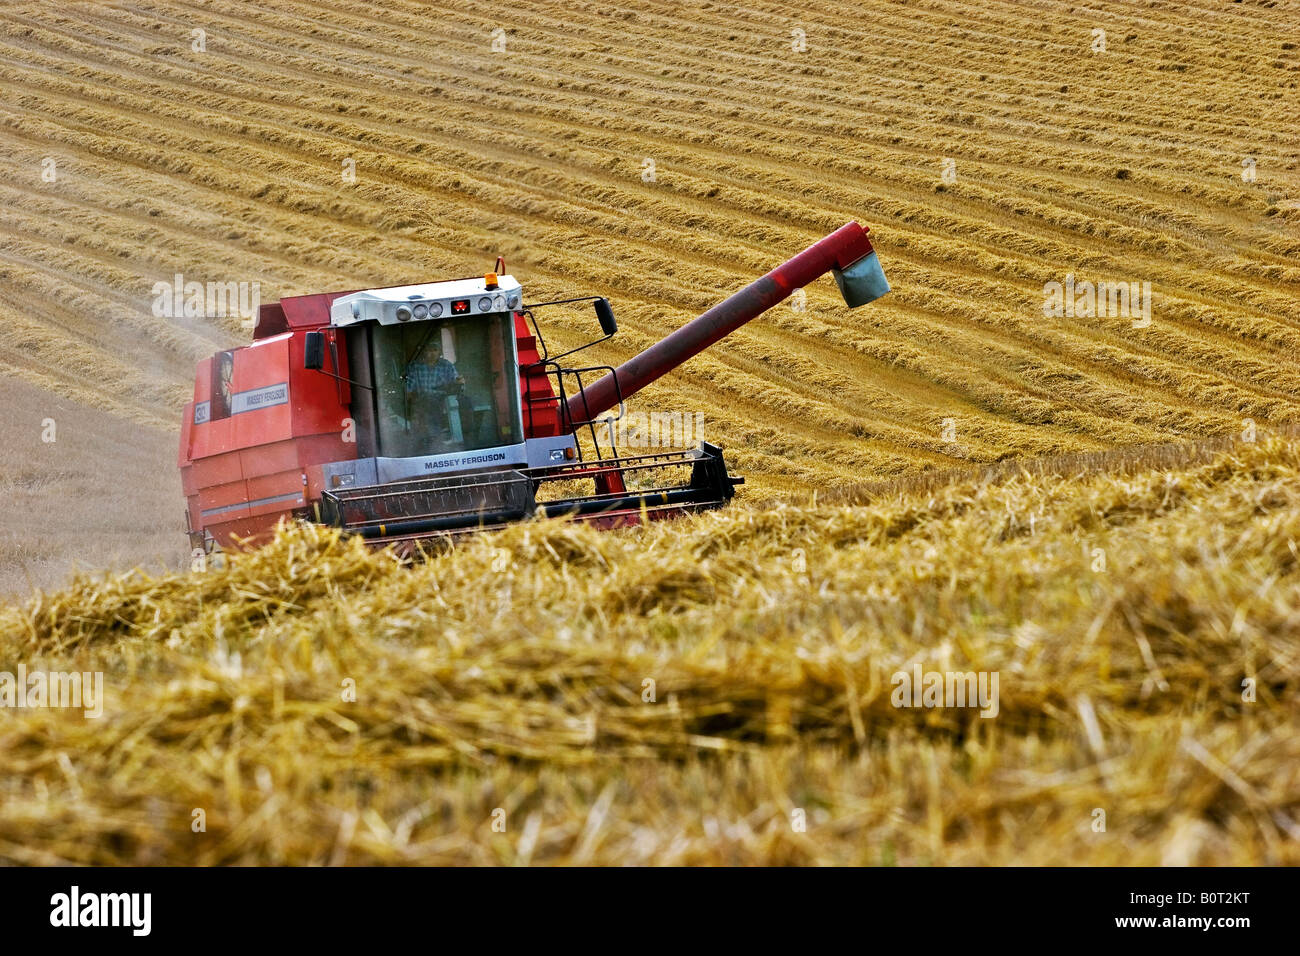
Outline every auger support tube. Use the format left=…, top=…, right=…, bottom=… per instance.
left=564, top=221, right=888, bottom=425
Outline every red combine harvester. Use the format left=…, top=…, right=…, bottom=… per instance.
left=179, top=222, right=889, bottom=552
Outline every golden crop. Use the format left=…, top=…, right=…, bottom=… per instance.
left=0, top=0, right=1296, bottom=478
left=1, top=434, right=1297, bottom=864
left=0, top=0, right=1298, bottom=864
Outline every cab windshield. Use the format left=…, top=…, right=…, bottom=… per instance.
left=370, top=312, right=522, bottom=459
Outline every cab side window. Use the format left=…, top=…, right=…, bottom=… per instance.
left=211, top=350, right=234, bottom=420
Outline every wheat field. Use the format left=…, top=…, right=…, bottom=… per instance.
left=0, top=0, right=1298, bottom=865
left=2, top=435, right=1298, bottom=865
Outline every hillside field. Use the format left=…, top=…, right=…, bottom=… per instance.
left=0, top=0, right=1297, bottom=865
left=2, top=435, right=1298, bottom=864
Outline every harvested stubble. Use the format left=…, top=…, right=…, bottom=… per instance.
left=1, top=436, right=1297, bottom=865
left=4, top=0, right=1300, bottom=495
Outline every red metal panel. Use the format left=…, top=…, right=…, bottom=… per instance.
left=245, top=468, right=302, bottom=499
left=253, top=301, right=288, bottom=340
left=197, top=476, right=251, bottom=522
left=180, top=323, right=360, bottom=545
left=207, top=512, right=280, bottom=547
left=295, top=432, right=355, bottom=466
left=516, top=312, right=560, bottom=438
left=191, top=415, right=234, bottom=463
left=239, top=436, right=300, bottom=479
left=289, top=328, right=355, bottom=441
left=244, top=468, right=305, bottom=518
left=280, top=291, right=358, bottom=330
left=179, top=402, right=195, bottom=470
left=179, top=357, right=214, bottom=465
left=190, top=449, right=244, bottom=489
left=193, top=355, right=213, bottom=405
left=231, top=336, right=293, bottom=451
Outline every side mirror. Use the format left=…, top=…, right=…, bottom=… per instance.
left=304, top=331, right=325, bottom=371
left=594, top=298, right=617, bottom=336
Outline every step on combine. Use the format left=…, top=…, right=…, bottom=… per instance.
left=179, top=222, right=889, bottom=552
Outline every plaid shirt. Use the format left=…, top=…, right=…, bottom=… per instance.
left=405, top=357, right=460, bottom=393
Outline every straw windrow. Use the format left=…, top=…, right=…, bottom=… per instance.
left=1, top=436, right=1296, bottom=864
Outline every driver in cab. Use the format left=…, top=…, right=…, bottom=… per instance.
left=404, top=340, right=465, bottom=443
left=405, top=340, right=464, bottom=396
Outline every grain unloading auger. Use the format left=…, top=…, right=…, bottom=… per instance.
left=179, top=222, right=889, bottom=552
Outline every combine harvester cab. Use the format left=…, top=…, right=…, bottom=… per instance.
left=179, top=222, right=888, bottom=552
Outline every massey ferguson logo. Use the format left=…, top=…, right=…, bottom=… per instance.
left=230, top=382, right=288, bottom=415
left=426, top=451, right=508, bottom=470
